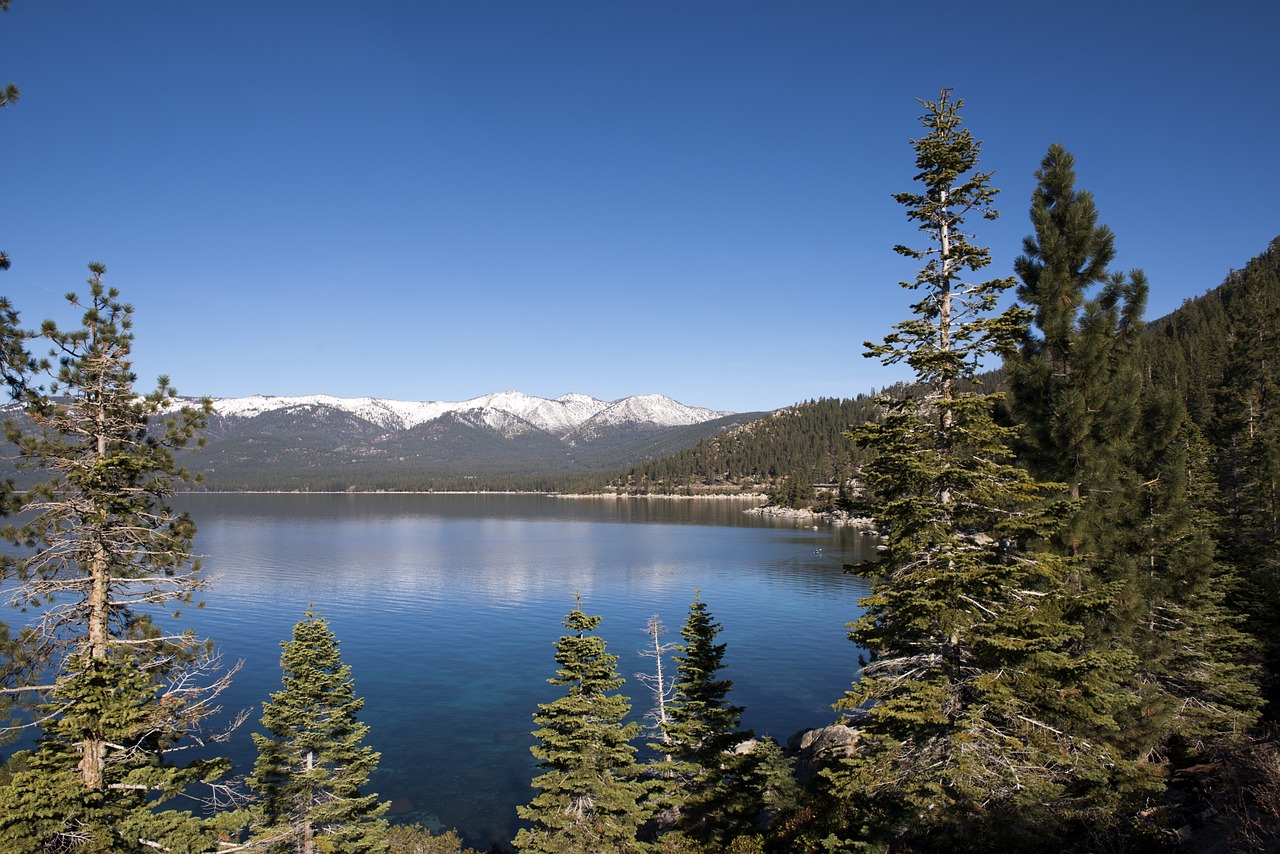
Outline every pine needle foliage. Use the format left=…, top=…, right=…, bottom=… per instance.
left=1206, top=241, right=1280, bottom=706
left=0, top=650, right=217, bottom=853
left=1133, top=416, right=1260, bottom=745
left=0, top=266, right=230, bottom=852
left=248, top=608, right=388, bottom=853
left=1008, top=144, right=1148, bottom=553
left=657, top=593, right=759, bottom=845
left=516, top=597, right=650, bottom=854
left=1139, top=236, right=1280, bottom=713
left=1009, top=146, right=1259, bottom=760
left=827, top=92, right=1138, bottom=851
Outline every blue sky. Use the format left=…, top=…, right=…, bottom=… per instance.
left=2, top=1, right=1276, bottom=414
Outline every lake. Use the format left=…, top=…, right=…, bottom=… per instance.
left=166, top=493, right=875, bottom=849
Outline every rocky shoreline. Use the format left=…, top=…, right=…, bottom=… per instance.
left=743, top=504, right=880, bottom=529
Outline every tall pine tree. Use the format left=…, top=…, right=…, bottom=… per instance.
left=515, top=597, right=650, bottom=854
left=1007, top=143, right=1148, bottom=559
left=248, top=608, right=388, bottom=854
left=1010, top=146, right=1258, bottom=759
left=826, top=92, right=1139, bottom=851
left=0, top=267, right=229, bottom=852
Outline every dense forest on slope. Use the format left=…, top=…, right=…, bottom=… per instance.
left=614, top=396, right=880, bottom=499
left=613, top=379, right=1000, bottom=504
left=1142, top=236, right=1280, bottom=705
left=1142, top=236, right=1280, bottom=431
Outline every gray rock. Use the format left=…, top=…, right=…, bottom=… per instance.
left=787, top=724, right=861, bottom=784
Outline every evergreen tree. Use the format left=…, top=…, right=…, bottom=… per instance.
left=385, top=824, right=484, bottom=854
left=248, top=608, right=388, bottom=854
left=737, top=735, right=799, bottom=826
left=0, top=267, right=228, bottom=852
left=1007, top=143, right=1148, bottom=558
left=658, top=592, right=759, bottom=845
left=1207, top=242, right=1280, bottom=704
left=826, top=92, right=1140, bottom=850
left=1134, top=415, right=1260, bottom=744
left=515, top=597, right=650, bottom=854
left=0, top=650, right=216, bottom=853
left=1010, top=146, right=1259, bottom=758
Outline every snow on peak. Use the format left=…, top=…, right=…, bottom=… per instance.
left=584, top=394, right=730, bottom=428
left=206, top=391, right=726, bottom=436
left=207, top=394, right=450, bottom=431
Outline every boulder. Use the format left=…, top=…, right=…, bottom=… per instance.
left=787, top=724, right=861, bottom=784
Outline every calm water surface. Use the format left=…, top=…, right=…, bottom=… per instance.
left=168, top=493, right=875, bottom=849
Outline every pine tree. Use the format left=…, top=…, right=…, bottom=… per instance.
left=1134, top=415, right=1260, bottom=744
left=1208, top=244, right=1280, bottom=704
left=825, top=92, right=1140, bottom=850
left=658, top=592, right=759, bottom=845
left=515, top=597, right=650, bottom=854
left=1007, top=143, right=1148, bottom=560
left=248, top=608, right=388, bottom=854
left=0, top=266, right=230, bottom=852
left=0, top=649, right=219, bottom=853
left=1010, top=146, right=1259, bottom=759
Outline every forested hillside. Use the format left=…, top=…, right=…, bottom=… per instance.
left=615, top=396, right=880, bottom=498
left=1143, top=236, right=1280, bottom=704
left=1143, top=236, right=1280, bottom=431
left=614, top=380, right=1000, bottom=503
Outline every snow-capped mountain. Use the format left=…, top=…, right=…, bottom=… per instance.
left=206, top=391, right=728, bottom=436
left=179, top=391, right=758, bottom=489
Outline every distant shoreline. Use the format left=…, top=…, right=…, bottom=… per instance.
left=176, top=490, right=770, bottom=500
left=553, top=492, right=768, bottom=500
left=172, top=490, right=880, bottom=528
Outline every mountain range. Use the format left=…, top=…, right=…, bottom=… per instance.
left=177, top=391, right=762, bottom=490
left=206, top=391, right=727, bottom=437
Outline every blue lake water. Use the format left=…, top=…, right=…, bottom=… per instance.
left=159, top=494, right=873, bottom=849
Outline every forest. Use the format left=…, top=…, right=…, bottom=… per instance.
left=2, top=88, right=1280, bottom=852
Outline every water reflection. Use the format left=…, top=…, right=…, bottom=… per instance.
left=168, top=494, right=874, bottom=849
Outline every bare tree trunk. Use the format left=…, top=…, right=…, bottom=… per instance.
left=637, top=615, right=675, bottom=753
left=81, top=391, right=112, bottom=791
left=938, top=189, right=954, bottom=509
left=79, top=543, right=111, bottom=790
left=302, top=749, right=316, bottom=854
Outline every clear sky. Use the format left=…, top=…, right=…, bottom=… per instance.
left=2, top=1, right=1276, bottom=414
